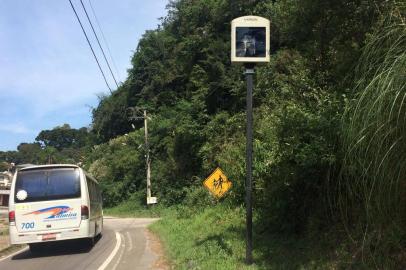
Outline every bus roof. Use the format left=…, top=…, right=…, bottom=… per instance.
left=18, top=164, right=80, bottom=172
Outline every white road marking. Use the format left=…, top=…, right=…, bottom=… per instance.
left=97, top=232, right=122, bottom=270
left=126, top=231, right=133, bottom=251
left=111, top=235, right=126, bottom=270
left=0, top=246, right=29, bottom=262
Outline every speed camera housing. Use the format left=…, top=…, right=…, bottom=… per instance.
left=231, top=16, right=270, bottom=63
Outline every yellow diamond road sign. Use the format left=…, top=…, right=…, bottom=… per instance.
left=203, top=167, right=232, bottom=198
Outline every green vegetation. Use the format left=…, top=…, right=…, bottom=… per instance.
left=150, top=204, right=354, bottom=270
left=151, top=205, right=255, bottom=270
left=339, top=5, right=406, bottom=265
left=0, top=124, right=95, bottom=165
left=103, top=191, right=169, bottom=218
left=1, top=0, right=405, bottom=268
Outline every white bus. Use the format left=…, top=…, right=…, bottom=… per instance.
left=8, top=164, right=103, bottom=252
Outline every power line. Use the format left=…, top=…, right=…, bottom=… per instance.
left=68, top=0, right=112, bottom=94
left=88, top=0, right=122, bottom=82
left=80, top=0, right=119, bottom=88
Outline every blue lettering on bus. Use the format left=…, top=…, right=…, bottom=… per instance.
left=21, top=222, right=35, bottom=230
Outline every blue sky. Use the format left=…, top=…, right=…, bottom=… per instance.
left=0, top=0, right=168, bottom=151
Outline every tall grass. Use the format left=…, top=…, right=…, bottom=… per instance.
left=340, top=2, right=405, bottom=266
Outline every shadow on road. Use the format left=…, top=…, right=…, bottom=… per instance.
left=11, top=234, right=102, bottom=260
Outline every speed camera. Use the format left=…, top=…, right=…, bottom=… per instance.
left=231, top=16, right=270, bottom=63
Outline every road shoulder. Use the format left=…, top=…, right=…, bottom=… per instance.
left=146, top=228, right=170, bottom=270
left=0, top=244, right=27, bottom=261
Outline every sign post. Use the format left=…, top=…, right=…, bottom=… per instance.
left=231, top=16, right=270, bottom=264
left=245, top=63, right=254, bottom=264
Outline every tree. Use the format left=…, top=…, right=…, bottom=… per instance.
left=16, top=143, right=42, bottom=164
left=36, top=124, right=92, bottom=150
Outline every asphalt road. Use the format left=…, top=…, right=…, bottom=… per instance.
left=0, top=217, right=162, bottom=270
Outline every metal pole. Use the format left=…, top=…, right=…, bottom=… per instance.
left=245, top=64, right=254, bottom=264
left=144, top=110, right=152, bottom=199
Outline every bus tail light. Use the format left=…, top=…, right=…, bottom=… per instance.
left=9, top=210, right=15, bottom=225
left=81, top=205, right=89, bottom=220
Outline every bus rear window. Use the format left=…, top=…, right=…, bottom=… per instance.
left=15, top=168, right=81, bottom=202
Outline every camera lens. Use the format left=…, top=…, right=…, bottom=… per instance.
left=236, top=27, right=266, bottom=58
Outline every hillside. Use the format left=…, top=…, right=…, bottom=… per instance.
left=1, top=0, right=405, bottom=268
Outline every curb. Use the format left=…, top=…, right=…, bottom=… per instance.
left=0, top=245, right=28, bottom=262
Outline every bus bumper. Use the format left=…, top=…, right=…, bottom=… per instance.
left=9, top=221, right=92, bottom=245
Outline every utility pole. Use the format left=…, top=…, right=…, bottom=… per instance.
left=127, top=107, right=157, bottom=205
left=144, top=110, right=152, bottom=199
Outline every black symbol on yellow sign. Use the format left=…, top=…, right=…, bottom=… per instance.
left=203, top=168, right=232, bottom=198
left=213, top=175, right=224, bottom=191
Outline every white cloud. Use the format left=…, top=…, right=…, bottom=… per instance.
left=0, top=122, right=34, bottom=135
